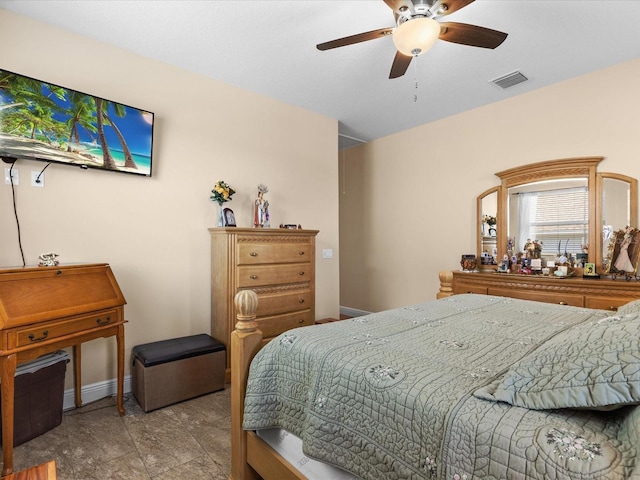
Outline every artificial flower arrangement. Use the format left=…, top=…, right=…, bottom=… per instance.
left=211, top=180, right=236, bottom=205
left=482, top=214, right=497, bottom=226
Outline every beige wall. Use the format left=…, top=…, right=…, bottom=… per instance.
left=0, top=9, right=340, bottom=387
left=340, top=58, right=640, bottom=312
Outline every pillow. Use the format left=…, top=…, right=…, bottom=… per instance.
left=474, top=313, right=640, bottom=410
left=617, top=298, right=640, bottom=315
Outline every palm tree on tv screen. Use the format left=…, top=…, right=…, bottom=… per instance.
left=66, top=91, right=97, bottom=152
left=100, top=99, right=138, bottom=170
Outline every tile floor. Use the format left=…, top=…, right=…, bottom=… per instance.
left=11, top=388, right=231, bottom=479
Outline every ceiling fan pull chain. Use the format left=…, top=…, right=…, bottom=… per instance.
left=413, top=55, right=419, bottom=103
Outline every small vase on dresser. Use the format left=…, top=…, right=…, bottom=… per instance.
left=217, top=204, right=224, bottom=227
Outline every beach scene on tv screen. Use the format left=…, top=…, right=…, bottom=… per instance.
left=0, top=70, right=153, bottom=176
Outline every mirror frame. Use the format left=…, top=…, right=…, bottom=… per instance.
left=477, top=156, right=638, bottom=272
left=477, top=186, right=500, bottom=268
left=596, top=172, right=638, bottom=271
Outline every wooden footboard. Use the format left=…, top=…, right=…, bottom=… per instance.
left=229, top=290, right=306, bottom=480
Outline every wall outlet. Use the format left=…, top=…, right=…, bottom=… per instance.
left=322, top=249, right=333, bottom=259
left=4, top=167, right=19, bottom=185
left=31, top=170, right=45, bottom=187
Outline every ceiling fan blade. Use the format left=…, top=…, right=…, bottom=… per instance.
left=431, top=0, right=475, bottom=17
left=383, top=0, right=415, bottom=15
left=389, top=50, right=413, bottom=79
left=438, top=22, right=508, bottom=49
left=317, top=27, right=394, bottom=51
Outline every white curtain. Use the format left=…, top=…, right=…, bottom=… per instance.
left=517, top=192, right=538, bottom=251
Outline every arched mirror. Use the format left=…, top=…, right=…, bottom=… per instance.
left=598, top=173, right=637, bottom=271
left=476, top=157, right=637, bottom=273
left=477, top=187, right=499, bottom=270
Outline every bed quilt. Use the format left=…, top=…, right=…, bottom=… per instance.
left=243, top=294, right=640, bottom=479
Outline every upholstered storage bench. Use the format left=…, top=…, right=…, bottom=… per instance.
left=131, top=334, right=225, bottom=412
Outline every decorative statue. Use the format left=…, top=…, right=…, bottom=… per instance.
left=38, top=252, right=59, bottom=267
left=254, top=184, right=270, bottom=228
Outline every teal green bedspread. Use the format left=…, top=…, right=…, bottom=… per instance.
left=243, top=294, right=640, bottom=479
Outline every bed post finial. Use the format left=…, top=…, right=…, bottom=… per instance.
left=437, top=270, right=454, bottom=299
left=234, top=290, right=258, bottom=332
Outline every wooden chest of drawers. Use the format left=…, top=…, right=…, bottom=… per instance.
left=209, top=228, right=318, bottom=379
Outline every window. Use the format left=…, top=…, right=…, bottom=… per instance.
left=511, top=186, right=588, bottom=256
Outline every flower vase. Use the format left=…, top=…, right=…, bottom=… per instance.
left=217, top=204, right=224, bottom=227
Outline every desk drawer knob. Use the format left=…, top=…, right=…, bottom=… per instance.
left=299, top=271, right=305, bottom=276
left=250, top=275, right=258, bottom=279
left=299, top=251, right=305, bottom=256
left=298, top=318, right=304, bottom=324
left=28, top=330, right=49, bottom=342
left=96, top=316, right=111, bottom=326
left=298, top=298, right=305, bottom=304
left=249, top=252, right=258, bottom=257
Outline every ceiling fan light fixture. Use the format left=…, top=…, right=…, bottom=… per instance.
left=392, top=17, right=440, bottom=57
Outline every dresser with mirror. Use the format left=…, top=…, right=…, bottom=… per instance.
left=439, top=156, right=640, bottom=310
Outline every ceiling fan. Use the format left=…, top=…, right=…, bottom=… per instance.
left=316, top=0, right=508, bottom=79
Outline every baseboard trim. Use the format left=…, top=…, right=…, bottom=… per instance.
left=63, top=375, right=132, bottom=411
left=339, top=306, right=371, bottom=318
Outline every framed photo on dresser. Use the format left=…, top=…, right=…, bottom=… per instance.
left=223, top=208, right=236, bottom=227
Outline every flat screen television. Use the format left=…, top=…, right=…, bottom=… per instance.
left=0, top=69, right=154, bottom=177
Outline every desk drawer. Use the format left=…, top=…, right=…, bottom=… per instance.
left=237, top=264, right=311, bottom=288
left=14, top=309, right=120, bottom=347
left=257, top=311, right=313, bottom=339
left=237, top=243, right=311, bottom=265
left=256, top=290, right=313, bottom=317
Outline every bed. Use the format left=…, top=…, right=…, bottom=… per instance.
left=229, top=290, right=640, bottom=480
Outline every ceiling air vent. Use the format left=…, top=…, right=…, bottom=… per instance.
left=491, top=71, right=528, bottom=89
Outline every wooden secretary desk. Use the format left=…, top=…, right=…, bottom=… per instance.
left=0, top=263, right=127, bottom=476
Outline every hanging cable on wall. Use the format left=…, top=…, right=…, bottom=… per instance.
left=35, top=161, right=52, bottom=184
left=4, top=159, right=26, bottom=266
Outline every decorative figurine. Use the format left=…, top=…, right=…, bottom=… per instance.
left=254, top=183, right=270, bottom=228
left=38, top=252, right=59, bottom=267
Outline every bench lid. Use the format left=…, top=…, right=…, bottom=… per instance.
left=132, top=334, right=224, bottom=367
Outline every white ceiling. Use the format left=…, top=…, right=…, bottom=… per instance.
left=2, top=0, right=640, bottom=149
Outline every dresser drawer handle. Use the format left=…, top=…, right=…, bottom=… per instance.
left=298, top=298, right=305, bottom=304
left=299, top=271, right=305, bottom=276
left=558, top=301, right=568, bottom=306
left=299, top=251, right=305, bottom=256
left=28, top=330, right=49, bottom=342
left=96, top=316, right=111, bottom=326
left=250, top=275, right=258, bottom=279
left=249, top=252, right=258, bottom=257
left=609, top=306, right=618, bottom=311
left=298, top=319, right=304, bottom=324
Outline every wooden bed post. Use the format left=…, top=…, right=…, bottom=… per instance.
left=437, top=270, right=454, bottom=299
left=229, top=290, right=262, bottom=480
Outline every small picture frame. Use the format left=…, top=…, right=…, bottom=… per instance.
left=223, top=208, right=236, bottom=227
left=497, top=260, right=509, bottom=273
left=584, top=262, right=597, bottom=276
